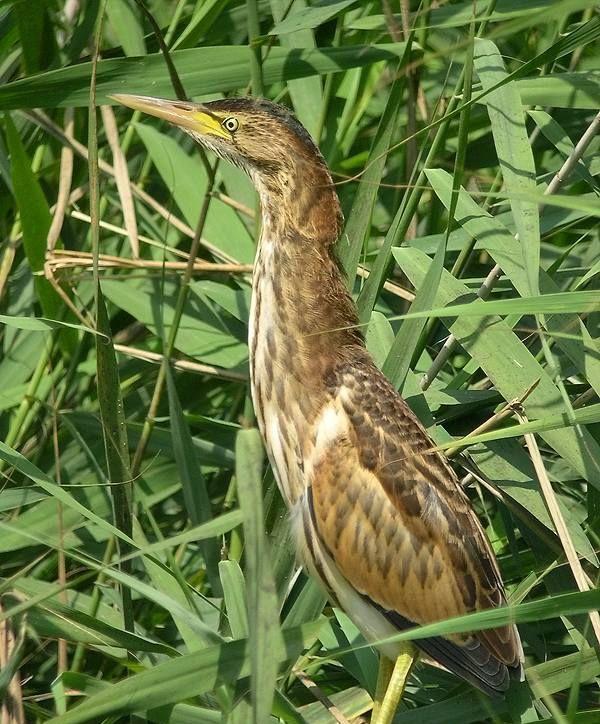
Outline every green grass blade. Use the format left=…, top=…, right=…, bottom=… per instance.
left=270, top=0, right=357, bottom=34
left=382, top=240, right=445, bottom=390
left=0, top=44, right=412, bottom=109
left=339, top=52, right=408, bottom=287
left=219, top=559, right=249, bottom=638
left=105, top=0, right=146, bottom=57
left=235, top=428, right=283, bottom=723
left=0, top=441, right=135, bottom=546
left=474, top=38, right=540, bottom=295
left=392, top=290, right=600, bottom=319
left=46, top=622, right=322, bottom=724
left=0, top=314, right=101, bottom=335
left=165, top=364, right=222, bottom=595
left=4, top=114, right=76, bottom=352
left=344, top=588, right=600, bottom=651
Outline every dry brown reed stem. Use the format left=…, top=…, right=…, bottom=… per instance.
left=43, top=108, right=96, bottom=327
left=421, top=110, right=600, bottom=390
left=573, top=387, right=597, bottom=409
left=67, top=209, right=192, bottom=259
left=0, top=602, right=25, bottom=724
left=293, top=667, right=351, bottom=724
left=517, top=405, right=600, bottom=648
left=356, top=267, right=415, bottom=302
left=46, top=249, right=413, bottom=300
left=0, top=234, right=18, bottom=304
left=100, top=104, right=140, bottom=258
left=48, top=212, right=414, bottom=300
left=444, top=379, right=540, bottom=459
left=43, top=251, right=94, bottom=326
left=46, top=250, right=253, bottom=275
left=213, top=190, right=255, bottom=218
left=113, top=343, right=246, bottom=381
left=47, top=107, right=74, bottom=252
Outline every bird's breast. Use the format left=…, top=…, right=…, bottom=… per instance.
left=249, top=239, right=344, bottom=505
left=249, top=241, right=310, bottom=504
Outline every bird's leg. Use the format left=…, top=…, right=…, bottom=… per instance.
left=372, top=656, right=394, bottom=722
left=371, top=644, right=416, bottom=724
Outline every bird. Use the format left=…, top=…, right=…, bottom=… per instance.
left=112, top=93, right=524, bottom=719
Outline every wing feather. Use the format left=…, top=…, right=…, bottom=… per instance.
left=309, top=360, right=523, bottom=691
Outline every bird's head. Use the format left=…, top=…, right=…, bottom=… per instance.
left=110, top=94, right=342, bottom=243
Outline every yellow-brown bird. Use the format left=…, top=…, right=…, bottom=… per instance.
left=112, top=94, right=523, bottom=716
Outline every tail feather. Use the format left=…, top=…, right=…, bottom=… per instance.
left=373, top=603, right=523, bottom=697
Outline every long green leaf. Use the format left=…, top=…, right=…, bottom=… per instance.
left=393, top=290, right=600, bottom=320
left=235, top=429, right=283, bottom=723
left=0, top=314, right=100, bottom=335
left=339, top=51, right=408, bottom=287
left=474, top=38, right=540, bottom=295
left=4, top=114, right=76, bottom=352
left=270, top=0, right=357, bottom=35
left=344, top=588, right=600, bottom=651
left=0, top=44, right=411, bottom=109
left=46, top=621, right=322, bottom=724
left=166, top=364, right=222, bottom=595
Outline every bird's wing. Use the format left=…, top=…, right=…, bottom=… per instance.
left=308, top=362, right=522, bottom=676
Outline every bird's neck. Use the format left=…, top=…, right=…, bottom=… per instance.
left=248, top=163, right=366, bottom=504
left=250, top=166, right=364, bottom=386
left=255, top=156, right=344, bottom=246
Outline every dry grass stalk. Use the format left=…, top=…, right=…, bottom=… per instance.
left=46, top=249, right=253, bottom=275
left=293, top=667, right=351, bottom=724
left=213, top=190, right=255, bottom=218
left=444, top=379, right=540, bottom=458
left=47, top=107, right=74, bottom=253
left=516, top=406, right=600, bottom=647
left=50, top=212, right=414, bottom=300
left=101, top=105, right=140, bottom=258
left=113, top=343, right=247, bottom=381
left=67, top=209, right=193, bottom=259
left=0, top=233, right=19, bottom=304
left=0, top=602, right=25, bottom=724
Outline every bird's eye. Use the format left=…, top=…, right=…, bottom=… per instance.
left=222, top=117, right=239, bottom=133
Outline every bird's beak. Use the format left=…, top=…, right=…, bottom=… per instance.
left=109, top=94, right=229, bottom=139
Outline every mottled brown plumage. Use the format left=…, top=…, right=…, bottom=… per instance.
left=113, top=94, right=523, bottom=696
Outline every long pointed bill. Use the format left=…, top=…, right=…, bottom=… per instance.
left=109, top=94, right=229, bottom=139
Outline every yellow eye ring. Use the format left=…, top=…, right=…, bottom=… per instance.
left=222, top=117, right=239, bottom=133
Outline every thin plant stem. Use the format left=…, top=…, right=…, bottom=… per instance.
left=50, top=363, right=67, bottom=675
left=131, top=162, right=219, bottom=476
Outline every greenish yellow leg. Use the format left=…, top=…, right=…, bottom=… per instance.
left=371, top=644, right=416, bottom=724
left=372, top=656, right=395, bottom=722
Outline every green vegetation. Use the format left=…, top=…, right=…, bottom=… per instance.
left=0, top=0, right=599, bottom=721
